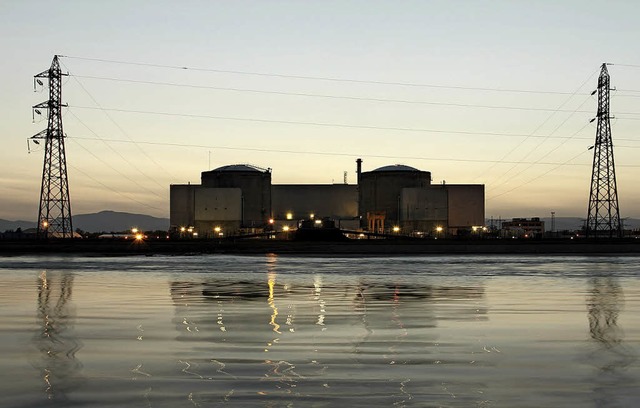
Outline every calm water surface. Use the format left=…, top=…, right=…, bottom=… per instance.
left=0, top=255, right=639, bottom=407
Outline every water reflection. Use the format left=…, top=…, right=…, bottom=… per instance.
left=169, top=258, right=487, bottom=404
left=266, top=254, right=280, bottom=353
left=587, top=277, right=624, bottom=349
left=586, top=276, right=638, bottom=405
left=169, top=278, right=486, bottom=335
left=31, top=271, right=83, bottom=402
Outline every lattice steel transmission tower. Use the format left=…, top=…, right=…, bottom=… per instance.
left=586, top=63, right=621, bottom=238
left=31, top=55, right=73, bottom=238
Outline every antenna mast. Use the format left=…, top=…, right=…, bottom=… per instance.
left=32, top=55, right=73, bottom=238
left=586, top=63, right=621, bottom=238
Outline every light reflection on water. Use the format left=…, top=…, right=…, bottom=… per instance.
left=32, top=271, right=84, bottom=402
left=0, top=255, right=638, bottom=407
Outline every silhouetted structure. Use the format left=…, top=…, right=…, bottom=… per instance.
left=32, top=55, right=73, bottom=239
left=586, top=63, right=621, bottom=238
left=170, top=160, right=484, bottom=237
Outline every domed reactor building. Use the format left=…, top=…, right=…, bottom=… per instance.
left=170, top=160, right=484, bottom=238
left=170, top=164, right=272, bottom=236
left=358, top=163, right=484, bottom=235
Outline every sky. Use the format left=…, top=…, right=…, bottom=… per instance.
left=1, top=0, right=640, bottom=221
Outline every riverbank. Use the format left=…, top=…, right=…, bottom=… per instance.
left=2, top=238, right=640, bottom=256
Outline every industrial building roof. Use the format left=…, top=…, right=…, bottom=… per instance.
left=371, top=164, right=420, bottom=172
left=210, top=164, right=268, bottom=173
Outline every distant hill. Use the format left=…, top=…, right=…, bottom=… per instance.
left=0, top=219, right=36, bottom=232
left=73, top=211, right=169, bottom=233
left=1, top=211, right=169, bottom=233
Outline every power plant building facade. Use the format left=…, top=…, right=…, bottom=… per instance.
left=170, top=161, right=484, bottom=237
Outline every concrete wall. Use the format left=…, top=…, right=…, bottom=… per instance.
left=170, top=184, right=196, bottom=229
left=171, top=185, right=243, bottom=235
left=447, top=184, right=485, bottom=230
left=201, top=170, right=271, bottom=227
left=359, top=170, right=431, bottom=230
left=401, top=187, right=448, bottom=221
left=400, top=187, right=448, bottom=233
left=194, top=188, right=242, bottom=221
left=272, top=184, right=358, bottom=220
left=194, top=188, right=242, bottom=237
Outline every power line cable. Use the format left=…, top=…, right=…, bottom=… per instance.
left=67, top=135, right=166, bottom=201
left=487, top=63, right=640, bottom=191
left=68, top=163, right=165, bottom=213
left=609, top=63, right=640, bottom=69
left=67, top=74, right=640, bottom=114
left=487, top=149, right=591, bottom=200
left=489, top=122, right=593, bottom=190
left=67, top=135, right=640, bottom=167
left=472, top=69, right=599, bottom=182
left=61, top=55, right=596, bottom=96
left=61, top=61, right=176, bottom=181
left=66, top=109, right=169, bottom=192
left=70, top=104, right=640, bottom=141
left=489, top=96, right=594, bottom=188
left=613, top=116, right=640, bottom=121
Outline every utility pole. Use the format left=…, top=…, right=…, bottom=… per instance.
left=31, top=55, right=73, bottom=238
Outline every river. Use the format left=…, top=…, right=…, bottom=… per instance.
left=0, top=255, right=638, bottom=407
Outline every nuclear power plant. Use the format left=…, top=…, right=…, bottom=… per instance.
left=170, top=159, right=485, bottom=238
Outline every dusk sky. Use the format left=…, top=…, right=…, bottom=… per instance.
left=1, top=1, right=639, bottom=221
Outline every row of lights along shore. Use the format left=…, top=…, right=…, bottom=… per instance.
left=173, top=212, right=476, bottom=238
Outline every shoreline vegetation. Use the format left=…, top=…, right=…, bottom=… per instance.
left=1, top=238, right=640, bottom=256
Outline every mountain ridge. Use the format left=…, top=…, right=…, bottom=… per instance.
left=1, top=210, right=169, bottom=233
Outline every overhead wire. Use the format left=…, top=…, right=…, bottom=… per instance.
left=69, top=104, right=640, bottom=141
left=489, top=95, right=594, bottom=189
left=63, top=135, right=583, bottom=166
left=61, top=55, right=591, bottom=95
left=609, top=63, right=640, bottom=69
left=472, top=68, right=600, bottom=183
left=66, top=108, right=169, bottom=193
left=61, top=61, right=176, bottom=181
left=488, top=122, right=593, bottom=196
left=487, top=149, right=591, bottom=200
left=67, top=163, right=165, bottom=213
left=57, top=56, right=640, bottom=208
left=487, top=63, right=640, bottom=199
left=67, top=135, right=640, bottom=167
left=67, top=74, right=640, bottom=114
left=66, top=123, right=167, bottom=201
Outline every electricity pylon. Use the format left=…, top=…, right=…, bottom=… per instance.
left=31, top=55, right=73, bottom=238
left=586, top=63, right=621, bottom=238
